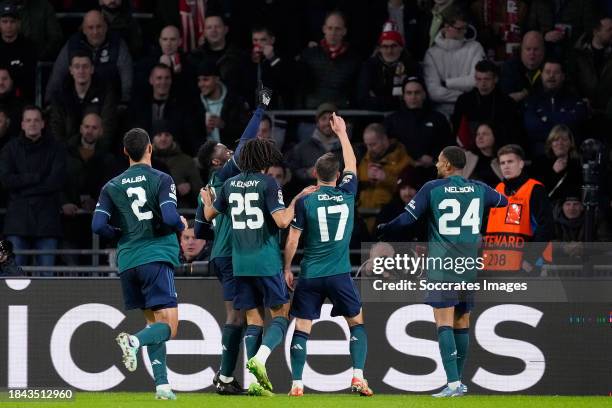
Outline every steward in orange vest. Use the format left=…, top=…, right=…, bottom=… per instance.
left=483, top=144, right=554, bottom=272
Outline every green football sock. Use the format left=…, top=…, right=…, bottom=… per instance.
left=454, top=328, right=469, bottom=380
left=261, top=317, right=289, bottom=351
left=349, top=324, right=368, bottom=370
left=135, top=322, right=171, bottom=347
left=438, top=326, right=459, bottom=383
left=147, top=342, right=168, bottom=386
left=244, top=325, right=263, bottom=359
left=290, top=330, right=309, bottom=381
left=220, top=324, right=243, bottom=377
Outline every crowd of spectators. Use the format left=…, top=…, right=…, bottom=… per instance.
left=1, top=0, right=612, bottom=270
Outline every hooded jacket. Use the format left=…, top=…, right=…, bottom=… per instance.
left=423, top=30, right=486, bottom=117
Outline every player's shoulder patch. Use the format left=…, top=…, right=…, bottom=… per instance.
left=341, top=172, right=355, bottom=184
left=277, top=188, right=284, bottom=206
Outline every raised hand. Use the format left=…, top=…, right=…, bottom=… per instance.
left=330, top=112, right=347, bottom=136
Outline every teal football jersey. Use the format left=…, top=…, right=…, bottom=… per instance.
left=208, top=158, right=241, bottom=260
left=405, top=175, right=505, bottom=281
left=291, top=172, right=357, bottom=279
left=95, top=164, right=180, bottom=273
left=213, top=172, right=285, bottom=276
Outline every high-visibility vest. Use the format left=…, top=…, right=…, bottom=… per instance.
left=483, top=179, right=552, bottom=271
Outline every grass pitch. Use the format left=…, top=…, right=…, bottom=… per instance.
left=12, top=393, right=611, bottom=408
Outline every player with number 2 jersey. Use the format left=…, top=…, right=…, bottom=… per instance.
left=92, top=128, right=187, bottom=401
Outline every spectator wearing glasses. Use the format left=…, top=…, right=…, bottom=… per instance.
left=357, top=21, right=420, bottom=111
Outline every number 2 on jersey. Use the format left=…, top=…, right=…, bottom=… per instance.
left=317, top=204, right=349, bottom=242
left=438, top=198, right=480, bottom=235
left=126, top=187, right=153, bottom=221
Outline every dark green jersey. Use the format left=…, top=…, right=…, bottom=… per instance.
left=95, top=164, right=180, bottom=273
left=291, top=172, right=357, bottom=278
left=404, top=175, right=506, bottom=281
left=213, top=172, right=285, bottom=276
left=208, top=158, right=241, bottom=259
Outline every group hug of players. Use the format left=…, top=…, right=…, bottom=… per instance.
left=92, top=88, right=507, bottom=399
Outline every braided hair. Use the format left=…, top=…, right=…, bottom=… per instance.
left=238, top=138, right=283, bottom=173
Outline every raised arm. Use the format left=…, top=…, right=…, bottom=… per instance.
left=330, top=113, right=356, bottom=174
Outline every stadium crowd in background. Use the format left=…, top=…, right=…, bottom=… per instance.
left=1, top=0, right=612, bottom=269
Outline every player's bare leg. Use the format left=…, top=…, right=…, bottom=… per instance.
left=432, top=306, right=463, bottom=397
left=345, top=310, right=373, bottom=396
left=288, top=318, right=313, bottom=396
left=247, top=303, right=291, bottom=392
left=453, top=311, right=470, bottom=393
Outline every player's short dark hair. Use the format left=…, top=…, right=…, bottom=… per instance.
left=441, top=146, right=466, bottom=170
left=123, top=128, right=151, bottom=162
left=69, top=49, right=93, bottom=65
left=197, top=140, right=219, bottom=168
left=497, top=144, right=525, bottom=160
left=475, top=60, right=499, bottom=76
left=315, top=152, right=340, bottom=183
left=238, top=138, right=283, bottom=172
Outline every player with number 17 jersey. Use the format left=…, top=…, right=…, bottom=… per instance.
left=293, top=173, right=355, bottom=279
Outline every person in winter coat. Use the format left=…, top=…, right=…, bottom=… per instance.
left=523, top=59, right=588, bottom=158
left=297, top=11, right=361, bottom=109
left=384, top=76, right=453, bottom=175
left=46, top=10, right=132, bottom=103
left=452, top=59, right=520, bottom=149
left=0, top=106, right=66, bottom=274
left=423, top=7, right=485, bottom=117
left=463, top=122, right=503, bottom=187
left=49, top=50, right=117, bottom=152
left=357, top=21, right=421, bottom=111
left=530, top=124, right=582, bottom=204
left=568, top=15, right=612, bottom=114
left=151, top=121, right=203, bottom=208
left=13, top=0, right=63, bottom=61
left=287, top=102, right=343, bottom=188
left=553, top=194, right=610, bottom=264
left=357, top=122, right=413, bottom=233
left=99, top=0, right=143, bottom=57
left=0, top=3, right=36, bottom=101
